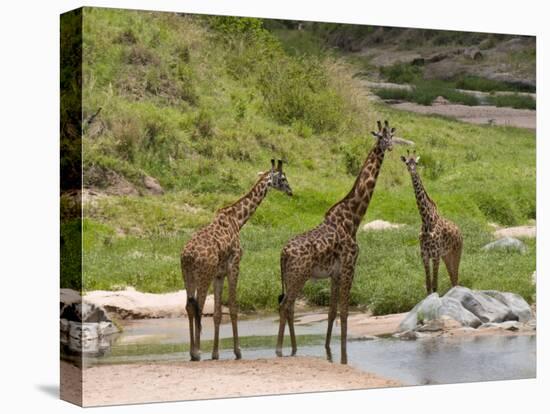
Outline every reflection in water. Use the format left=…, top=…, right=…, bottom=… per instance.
left=72, top=315, right=535, bottom=386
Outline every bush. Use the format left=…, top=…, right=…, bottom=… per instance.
left=373, top=80, right=479, bottom=106
left=379, top=62, right=423, bottom=84
left=454, top=75, right=525, bottom=93
left=474, top=192, right=519, bottom=225
left=258, top=57, right=345, bottom=133
left=419, top=153, right=445, bottom=180
left=487, top=94, right=536, bottom=110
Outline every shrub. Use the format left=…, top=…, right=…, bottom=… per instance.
left=341, top=143, right=363, bottom=175
left=258, top=57, right=345, bottom=133
left=454, top=75, right=521, bottom=93
left=194, top=109, right=214, bottom=138
left=487, top=94, right=536, bottom=110
left=379, top=62, right=423, bottom=84
left=373, top=80, right=479, bottom=106
left=419, top=153, right=445, bottom=180
left=474, top=192, right=519, bottom=225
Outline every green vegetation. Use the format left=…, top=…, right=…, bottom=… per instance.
left=373, top=63, right=535, bottom=106
left=379, top=63, right=423, bottom=84
left=487, top=93, right=536, bottom=110
left=374, top=80, right=479, bottom=106
left=454, top=75, right=535, bottom=93
left=70, top=8, right=536, bottom=316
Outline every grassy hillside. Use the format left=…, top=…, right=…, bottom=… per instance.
left=67, top=8, right=536, bottom=315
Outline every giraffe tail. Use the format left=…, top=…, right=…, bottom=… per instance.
left=187, top=297, right=202, bottom=333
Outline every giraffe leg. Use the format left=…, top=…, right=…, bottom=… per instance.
left=211, top=276, right=224, bottom=360
left=432, top=257, right=440, bottom=294
left=325, top=276, right=339, bottom=358
left=452, top=243, right=462, bottom=286
left=338, top=258, right=356, bottom=365
left=422, top=252, right=432, bottom=295
left=227, top=255, right=241, bottom=360
left=443, top=249, right=461, bottom=287
left=287, top=299, right=297, bottom=356
left=276, top=295, right=287, bottom=357
left=192, top=284, right=209, bottom=362
left=185, top=295, right=198, bottom=361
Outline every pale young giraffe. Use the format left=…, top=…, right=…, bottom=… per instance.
left=276, top=120, right=396, bottom=364
left=401, top=150, right=463, bottom=295
left=181, top=160, right=293, bottom=361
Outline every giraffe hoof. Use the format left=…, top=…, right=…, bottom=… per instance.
left=291, top=349, right=297, bottom=356
left=275, top=349, right=283, bottom=357
left=190, top=352, right=201, bottom=362
left=211, top=352, right=219, bottom=360
left=234, top=349, right=242, bottom=360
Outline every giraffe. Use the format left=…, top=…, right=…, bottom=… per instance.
left=276, top=120, right=396, bottom=364
left=400, top=150, right=463, bottom=295
left=181, top=160, right=293, bottom=361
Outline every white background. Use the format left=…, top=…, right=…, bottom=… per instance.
left=0, top=0, right=547, bottom=413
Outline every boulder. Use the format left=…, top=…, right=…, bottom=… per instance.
left=482, top=237, right=527, bottom=253
left=143, top=175, right=164, bottom=195
left=481, top=290, right=533, bottom=322
left=464, top=47, right=483, bottom=60
left=398, top=286, right=532, bottom=332
left=437, top=296, right=482, bottom=328
left=60, top=301, right=119, bottom=357
left=399, top=293, right=442, bottom=331
left=432, top=95, right=450, bottom=105
left=445, top=286, right=516, bottom=323
left=494, top=225, right=536, bottom=239
left=393, top=137, right=415, bottom=146
left=362, top=220, right=404, bottom=232
left=393, top=330, right=422, bottom=340
left=84, top=287, right=224, bottom=319
left=60, top=288, right=82, bottom=311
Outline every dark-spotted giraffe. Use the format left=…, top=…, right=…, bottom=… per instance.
left=181, top=160, right=292, bottom=361
left=276, top=121, right=396, bottom=364
left=400, top=150, right=462, bottom=295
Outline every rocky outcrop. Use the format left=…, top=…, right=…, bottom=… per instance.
left=399, top=286, right=533, bottom=334
left=362, top=220, right=404, bottom=231
left=143, top=175, right=164, bottom=195
left=60, top=290, right=119, bottom=356
left=482, top=237, right=527, bottom=253
left=83, top=287, right=225, bottom=320
left=494, top=225, right=536, bottom=239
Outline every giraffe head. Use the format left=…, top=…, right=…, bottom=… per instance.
left=400, top=149, right=420, bottom=174
left=371, top=120, right=396, bottom=152
left=268, top=159, right=293, bottom=196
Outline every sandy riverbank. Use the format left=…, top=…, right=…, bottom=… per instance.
left=63, top=358, right=400, bottom=407
left=389, top=101, right=535, bottom=129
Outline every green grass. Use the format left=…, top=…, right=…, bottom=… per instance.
left=68, top=8, right=536, bottom=316
left=379, top=62, right=423, bottom=84
left=453, top=75, right=535, bottom=93
left=487, top=94, right=536, bottom=110
left=373, top=62, right=535, bottom=108
left=374, top=80, right=480, bottom=106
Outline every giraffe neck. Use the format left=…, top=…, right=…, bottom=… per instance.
left=410, top=170, right=438, bottom=231
left=220, top=172, right=271, bottom=229
left=325, top=143, right=386, bottom=236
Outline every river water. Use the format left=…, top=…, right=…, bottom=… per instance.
left=83, top=314, right=536, bottom=386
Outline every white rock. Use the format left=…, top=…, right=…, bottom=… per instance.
left=362, top=220, right=404, bottom=232
left=482, top=237, right=527, bottom=253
